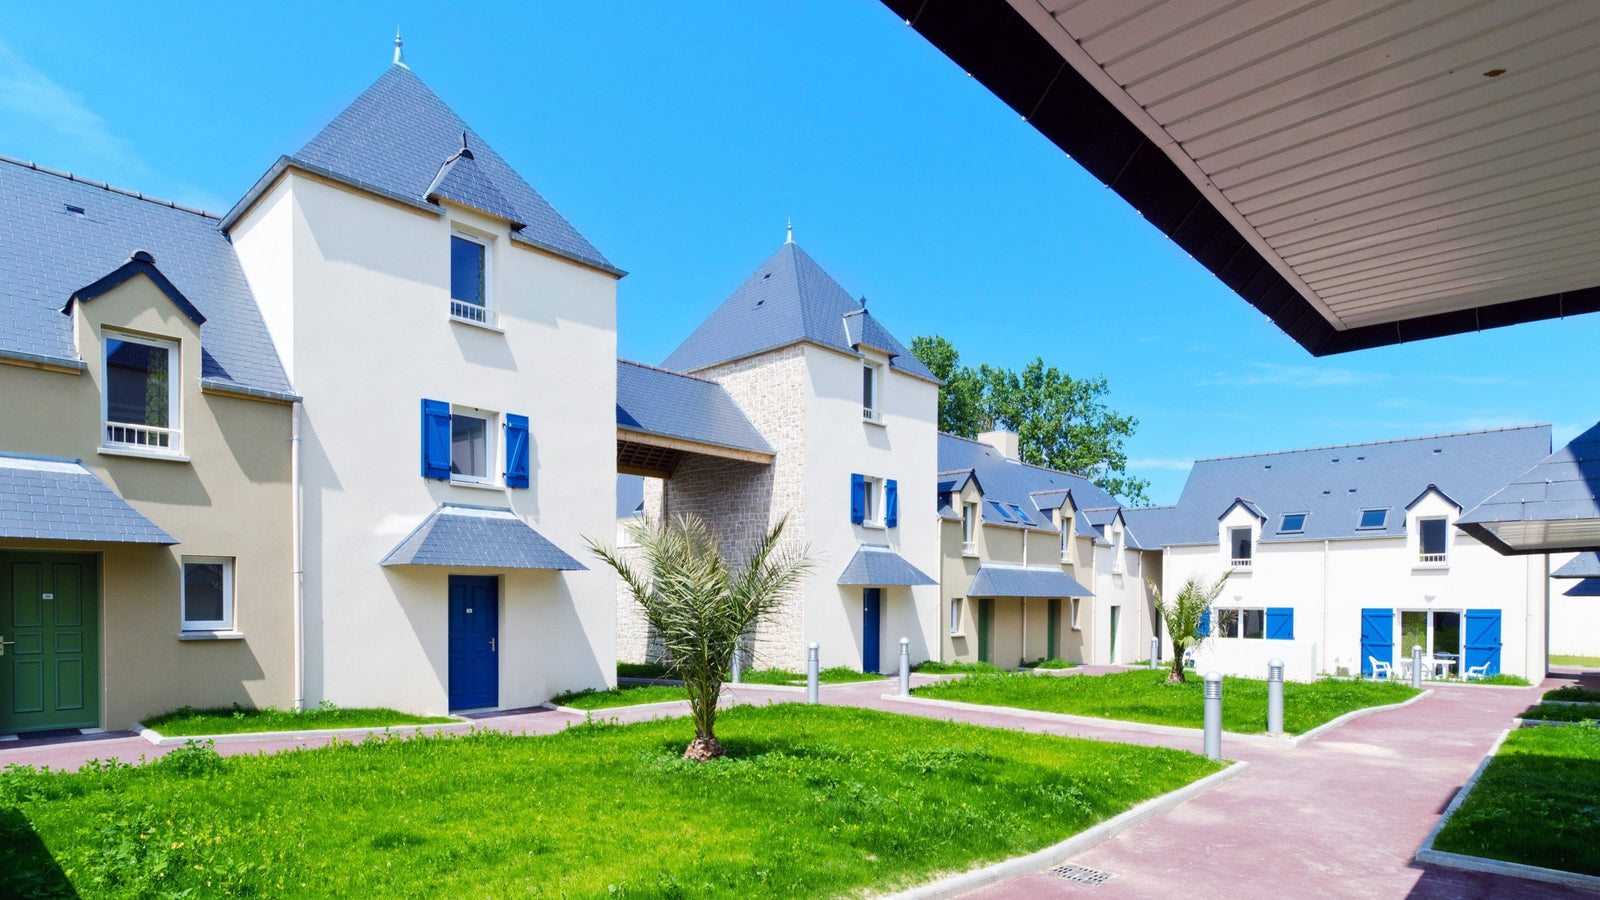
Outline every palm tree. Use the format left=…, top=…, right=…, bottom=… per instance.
left=591, top=513, right=812, bottom=761
left=1148, top=571, right=1230, bottom=684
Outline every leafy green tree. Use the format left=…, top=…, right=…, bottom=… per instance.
left=590, top=514, right=812, bottom=761
left=1148, top=572, right=1229, bottom=683
left=910, top=335, right=1150, bottom=505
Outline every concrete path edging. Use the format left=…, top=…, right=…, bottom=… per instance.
left=1286, top=688, right=1432, bottom=745
left=880, top=760, right=1249, bottom=900
left=131, top=718, right=471, bottom=746
left=1534, top=699, right=1600, bottom=707
left=1414, top=727, right=1600, bottom=892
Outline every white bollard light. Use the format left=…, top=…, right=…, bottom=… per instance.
left=807, top=642, right=820, bottom=704
left=1267, top=659, right=1284, bottom=736
left=1203, top=671, right=1223, bottom=761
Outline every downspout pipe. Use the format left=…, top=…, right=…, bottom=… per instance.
left=291, top=402, right=305, bottom=712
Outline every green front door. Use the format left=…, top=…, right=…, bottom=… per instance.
left=1047, top=599, right=1060, bottom=660
left=977, top=598, right=992, bottom=663
left=0, top=552, right=99, bottom=733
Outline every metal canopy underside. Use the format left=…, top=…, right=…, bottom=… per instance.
left=884, top=0, right=1600, bottom=354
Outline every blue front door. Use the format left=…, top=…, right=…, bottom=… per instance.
left=862, top=588, right=882, bottom=673
left=448, top=575, right=498, bottom=710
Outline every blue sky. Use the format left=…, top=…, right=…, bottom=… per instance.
left=4, top=3, right=1594, bottom=504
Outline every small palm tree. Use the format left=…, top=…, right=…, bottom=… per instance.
left=591, top=513, right=812, bottom=761
left=1148, top=571, right=1230, bottom=684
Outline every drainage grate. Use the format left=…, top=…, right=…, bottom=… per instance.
left=1048, top=864, right=1115, bottom=886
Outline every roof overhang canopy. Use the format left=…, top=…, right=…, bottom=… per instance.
left=883, top=0, right=1600, bottom=354
left=1458, top=421, right=1600, bottom=554
left=616, top=360, right=774, bottom=478
left=968, top=564, right=1093, bottom=598
left=0, top=454, right=176, bottom=544
left=382, top=505, right=585, bottom=570
left=837, top=545, right=938, bottom=587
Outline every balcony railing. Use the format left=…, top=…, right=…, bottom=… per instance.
left=961, top=540, right=977, bottom=556
left=1419, top=552, right=1447, bottom=565
left=450, top=299, right=498, bottom=328
left=1060, top=550, right=1072, bottom=564
left=862, top=407, right=882, bottom=423
left=1231, top=557, right=1253, bottom=569
left=104, top=421, right=179, bottom=451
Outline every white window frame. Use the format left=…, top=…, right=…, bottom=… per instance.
left=858, top=475, right=884, bottom=527
left=1228, top=526, right=1253, bottom=568
left=961, top=501, right=978, bottom=555
left=950, top=597, right=964, bottom=636
left=1069, top=597, right=1081, bottom=631
left=181, top=556, right=234, bottom=632
left=1112, top=525, right=1125, bottom=574
left=101, top=330, right=182, bottom=457
left=1357, top=507, right=1389, bottom=530
left=1280, top=512, right=1308, bottom=534
left=449, top=228, right=497, bottom=328
left=862, top=361, right=883, bottom=422
left=1417, top=516, right=1449, bottom=565
left=449, top=406, right=499, bottom=487
left=1396, top=608, right=1466, bottom=663
left=1213, top=606, right=1267, bottom=640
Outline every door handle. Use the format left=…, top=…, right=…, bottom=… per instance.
left=0, top=635, right=13, bottom=656
left=489, top=638, right=496, bottom=652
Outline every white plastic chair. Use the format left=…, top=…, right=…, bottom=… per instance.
left=1464, top=663, right=1490, bottom=681
left=1369, top=656, right=1394, bottom=680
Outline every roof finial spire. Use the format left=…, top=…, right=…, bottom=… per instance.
left=394, top=31, right=406, bottom=67
left=785, top=217, right=793, bottom=244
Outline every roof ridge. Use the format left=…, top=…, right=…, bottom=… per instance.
left=1192, top=423, right=1551, bottom=463
left=618, top=357, right=721, bottom=385
left=939, top=431, right=1099, bottom=482
left=0, top=153, right=219, bottom=220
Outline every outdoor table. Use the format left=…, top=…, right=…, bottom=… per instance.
left=1431, top=657, right=1456, bottom=679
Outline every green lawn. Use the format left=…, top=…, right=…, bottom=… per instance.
left=1545, top=686, right=1600, bottom=703
left=1020, top=658, right=1076, bottom=670
left=550, top=684, right=688, bottom=710
left=739, top=667, right=886, bottom=686
left=1550, top=654, right=1600, bottom=668
left=913, top=670, right=1419, bottom=735
left=141, top=704, right=454, bottom=737
left=1469, top=673, right=1533, bottom=686
left=1518, top=703, right=1600, bottom=723
left=912, top=660, right=1006, bottom=675
left=1434, top=723, right=1600, bottom=875
left=0, top=705, right=1221, bottom=899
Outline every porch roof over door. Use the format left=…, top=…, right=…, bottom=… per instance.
left=0, top=452, right=175, bottom=544
left=616, top=360, right=773, bottom=478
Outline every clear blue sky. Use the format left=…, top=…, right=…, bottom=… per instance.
left=4, top=2, right=1594, bottom=504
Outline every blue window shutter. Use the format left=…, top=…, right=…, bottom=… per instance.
left=1464, top=609, right=1503, bottom=676
left=1197, top=607, right=1211, bottom=638
left=421, top=399, right=451, bottom=480
left=850, top=474, right=865, bottom=524
left=504, top=414, right=530, bottom=488
left=1360, top=608, right=1394, bottom=676
left=1266, top=607, right=1294, bottom=640
left=885, top=479, right=899, bottom=528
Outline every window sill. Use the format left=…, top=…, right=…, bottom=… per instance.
left=862, top=413, right=886, bottom=427
left=99, top=445, right=189, bottom=463
left=949, top=632, right=966, bottom=639
left=961, top=551, right=980, bottom=559
left=178, top=630, right=244, bottom=641
left=449, top=313, right=505, bottom=335
left=450, top=479, right=504, bottom=492
left=1413, top=562, right=1449, bottom=571
left=859, top=522, right=887, bottom=531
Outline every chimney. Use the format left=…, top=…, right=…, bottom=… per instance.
left=978, top=429, right=1019, bottom=461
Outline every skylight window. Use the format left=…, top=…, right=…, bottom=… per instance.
left=1279, top=513, right=1307, bottom=533
left=1007, top=503, right=1031, bottom=524
left=987, top=500, right=1015, bottom=523
left=1358, top=508, right=1389, bottom=529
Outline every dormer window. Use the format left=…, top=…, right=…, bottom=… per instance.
left=1358, top=508, right=1389, bottom=530
left=962, top=502, right=978, bottom=555
left=1060, top=516, right=1072, bottom=564
left=103, top=333, right=180, bottom=454
left=1229, top=526, right=1252, bottom=568
left=1112, top=525, right=1125, bottom=574
left=1419, top=516, right=1448, bottom=564
left=450, top=232, right=494, bottom=326
left=862, top=362, right=882, bottom=422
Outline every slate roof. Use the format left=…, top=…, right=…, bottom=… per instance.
left=1125, top=426, right=1552, bottom=548
left=0, top=157, right=294, bottom=399
left=223, top=64, right=618, bottom=276
left=1457, top=421, right=1600, bottom=554
left=967, top=564, right=1094, bottom=599
left=661, top=241, right=936, bottom=382
left=0, top=453, right=176, bottom=544
left=381, top=504, right=585, bottom=569
left=837, top=544, right=938, bottom=586
left=1564, top=578, right=1600, bottom=597
left=1554, top=553, right=1600, bottom=578
left=936, top=433, right=1120, bottom=535
left=616, top=360, right=773, bottom=456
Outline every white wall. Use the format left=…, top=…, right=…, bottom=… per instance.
left=802, top=344, right=940, bottom=672
left=232, top=174, right=618, bottom=714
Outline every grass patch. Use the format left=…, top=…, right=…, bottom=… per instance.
left=0, top=704, right=1221, bottom=898
left=1545, top=686, right=1600, bottom=703
left=550, top=684, right=688, bottom=710
left=913, top=669, right=1419, bottom=735
left=140, top=704, right=454, bottom=737
left=913, top=660, right=1005, bottom=675
left=1550, top=654, right=1600, bottom=668
left=1020, top=658, right=1076, bottom=670
left=617, top=661, right=674, bottom=679
left=1471, top=673, right=1532, bottom=686
left=1518, top=703, right=1600, bottom=723
left=1434, top=723, right=1600, bottom=875
left=739, top=667, right=885, bottom=686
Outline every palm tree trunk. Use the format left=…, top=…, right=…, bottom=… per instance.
left=1167, top=643, right=1186, bottom=683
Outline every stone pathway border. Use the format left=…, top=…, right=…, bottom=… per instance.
left=1415, top=727, right=1600, bottom=892
left=131, top=718, right=471, bottom=746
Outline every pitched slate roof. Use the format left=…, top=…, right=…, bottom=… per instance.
left=0, top=453, right=176, bottom=544
left=381, top=504, right=585, bottom=569
left=0, top=157, right=294, bottom=399
left=223, top=64, right=618, bottom=276
left=1554, top=553, right=1600, bottom=578
left=616, top=360, right=772, bottom=456
left=936, top=433, right=1120, bottom=534
left=1129, top=425, right=1552, bottom=548
left=837, top=544, right=938, bottom=586
left=1564, top=579, right=1600, bottom=597
left=661, top=241, right=936, bottom=382
left=1458, top=421, right=1600, bottom=554
left=967, top=564, right=1093, bottom=598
